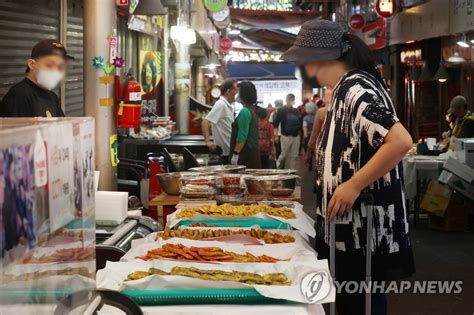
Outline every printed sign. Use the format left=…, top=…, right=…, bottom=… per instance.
left=47, top=124, right=74, bottom=232
left=34, top=131, right=47, bottom=187
left=110, top=134, right=119, bottom=167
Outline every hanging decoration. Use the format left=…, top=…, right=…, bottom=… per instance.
left=113, top=57, right=125, bottom=68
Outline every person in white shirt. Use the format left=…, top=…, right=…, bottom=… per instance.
left=202, top=79, right=239, bottom=163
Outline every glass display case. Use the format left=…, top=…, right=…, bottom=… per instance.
left=0, top=118, right=95, bottom=312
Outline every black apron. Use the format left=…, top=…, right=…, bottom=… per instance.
left=229, top=106, right=261, bottom=169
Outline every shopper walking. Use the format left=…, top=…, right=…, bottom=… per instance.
left=0, top=39, right=73, bottom=117
left=273, top=94, right=301, bottom=169
left=282, top=19, right=415, bottom=315
left=202, top=79, right=239, bottom=164
left=269, top=99, right=283, bottom=159
left=229, top=81, right=261, bottom=168
left=257, top=107, right=276, bottom=169
left=302, top=101, right=317, bottom=152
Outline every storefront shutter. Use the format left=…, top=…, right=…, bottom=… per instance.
left=0, top=0, right=60, bottom=99
left=65, top=0, right=84, bottom=116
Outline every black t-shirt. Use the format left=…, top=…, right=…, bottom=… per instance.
left=0, top=78, right=65, bottom=117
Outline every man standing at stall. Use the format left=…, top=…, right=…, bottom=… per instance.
left=273, top=93, right=301, bottom=169
left=0, top=39, right=73, bottom=117
left=202, top=79, right=239, bottom=164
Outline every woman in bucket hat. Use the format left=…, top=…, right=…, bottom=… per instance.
left=282, top=19, right=415, bottom=315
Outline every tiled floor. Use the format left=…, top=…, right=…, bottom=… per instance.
left=298, top=159, right=474, bottom=314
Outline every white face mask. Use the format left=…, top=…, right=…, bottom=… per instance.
left=35, top=69, right=64, bottom=91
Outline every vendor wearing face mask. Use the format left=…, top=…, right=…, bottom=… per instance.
left=0, top=39, right=73, bottom=117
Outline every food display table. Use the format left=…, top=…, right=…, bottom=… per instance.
left=97, top=200, right=332, bottom=313
left=403, top=155, right=446, bottom=227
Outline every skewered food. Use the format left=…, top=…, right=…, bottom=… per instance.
left=136, top=243, right=284, bottom=263
left=157, top=227, right=295, bottom=244
left=127, top=266, right=291, bottom=286
left=176, top=203, right=295, bottom=219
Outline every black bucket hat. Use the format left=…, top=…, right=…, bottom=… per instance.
left=282, top=19, right=350, bottom=66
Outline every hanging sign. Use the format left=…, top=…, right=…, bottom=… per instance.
left=349, top=13, right=365, bottom=30
left=362, top=18, right=387, bottom=50
left=109, top=134, right=119, bottom=167
left=220, top=37, right=232, bottom=52
left=375, top=0, right=397, bottom=18
left=212, top=6, right=230, bottom=22
left=204, top=0, right=228, bottom=12
left=214, top=16, right=231, bottom=29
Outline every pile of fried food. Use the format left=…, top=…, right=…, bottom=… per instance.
left=22, top=247, right=95, bottom=264
left=156, top=227, right=295, bottom=244
left=2, top=267, right=93, bottom=283
left=137, top=243, right=283, bottom=263
left=176, top=203, right=295, bottom=219
left=127, top=266, right=291, bottom=286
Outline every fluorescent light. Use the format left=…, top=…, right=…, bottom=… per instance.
left=457, top=40, right=470, bottom=48
left=170, top=25, right=196, bottom=45
left=438, top=79, right=447, bottom=82
left=229, top=29, right=241, bottom=35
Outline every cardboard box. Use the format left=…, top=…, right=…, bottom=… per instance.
left=420, top=180, right=452, bottom=217
left=443, top=156, right=474, bottom=184
left=438, top=170, right=474, bottom=202
left=428, top=191, right=470, bottom=232
left=454, top=138, right=474, bottom=168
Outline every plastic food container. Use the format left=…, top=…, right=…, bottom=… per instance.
left=244, top=175, right=300, bottom=197
left=222, top=173, right=243, bottom=186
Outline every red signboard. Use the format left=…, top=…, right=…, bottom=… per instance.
left=375, top=0, right=397, bottom=18
left=349, top=14, right=365, bottom=30
left=116, top=0, right=128, bottom=6
left=220, top=37, right=233, bottom=52
left=362, top=18, right=387, bottom=50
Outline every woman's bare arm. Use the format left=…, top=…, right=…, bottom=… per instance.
left=327, top=122, right=413, bottom=220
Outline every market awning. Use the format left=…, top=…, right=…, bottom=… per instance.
left=227, top=62, right=296, bottom=80
left=230, top=8, right=325, bottom=29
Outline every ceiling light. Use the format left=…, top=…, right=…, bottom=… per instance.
left=408, top=66, right=420, bottom=81
left=418, top=62, right=433, bottom=81
left=229, top=29, right=241, bottom=35
left=207, top=53, right=220, bottom=70
left=457, top=33, right=470, bottom=48
left=133, top=0, right=167, bottom=16
left=232, top=40, right=242, bottom=46
left=170, top=25, right=196, bottom=45
left=433, top=63, right=450, bottom=82
left=457, top=40, right=469, bottom=48
left=447, top=52, right=466, bottom=64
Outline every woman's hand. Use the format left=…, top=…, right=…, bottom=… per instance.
left=327, top=179, right=362, bottom=220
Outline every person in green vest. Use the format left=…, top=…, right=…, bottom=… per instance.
left=229, top=81, right=261, bottom=168
left=447, top=95, right=474, bottom=138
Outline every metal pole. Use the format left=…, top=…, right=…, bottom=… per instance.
left=163, top=13, right=170, bottom=117
left=174, top=42, right=190, bottom=134
left=59, top=0, right=68, bottom=114
left=84, top=0, right=117, bottom=191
